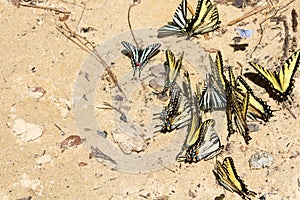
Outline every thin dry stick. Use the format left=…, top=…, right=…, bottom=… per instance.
left=19, top=3, right=71, bottom=14
left=250, top=0, right=296, bottom=57
left=76, top=1, right=86, bottom=30
left=127, top=0, right=141, bottom=48
left=227, top=4, right=270, bottom=26
left=282, top=18, right=289, bottom=62
left=56, top=22, right=127, bottom=100
left=187, top=2, right=195, bottom=15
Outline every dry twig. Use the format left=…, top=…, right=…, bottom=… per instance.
left=56, top=22, right=127, bottom=100
left=127, top=0, right=141, bottom=47
left=19, top=2, right=71, bottom=14
left=250, top=0, right=296, bottom=57
left=227, top=4, right=270, bottom=26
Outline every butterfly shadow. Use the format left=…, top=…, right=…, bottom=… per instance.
left=229, top=43, right=248, bottom=52
left=243, top=72, right=283, bottom=102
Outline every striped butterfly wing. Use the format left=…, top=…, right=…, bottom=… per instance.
left=199, top=73, right=227, bottom=111
left=121, top=41, right=161, bottom=78
left=228, top=66, right=236, bottom=88
left=215, top=51, right=227, bottom=91
left=222, top=157, right=257, bottom=200
left=154, top=88, right=182, bottom=133
left=158, top=0, right=187, bottom=37
left=193, top=119, right=223, bottom=161
left=235, top=91, right=251, bottom=142
left=209, top=54, right=225, bottom=93
left=224, top=67, right=251, bottom=144
left=184, top=108, right=202, bottom=148
left=164, top=50, right=183, bottom=91
left=213, top=159, right=238, bottom=193
left=248, top=49, right=300, bottom=101
left=184, top=0, right=221, bottom=37
left=226, top=85, right=252, bottom=144
left=235, top=76, right=272, bottom=122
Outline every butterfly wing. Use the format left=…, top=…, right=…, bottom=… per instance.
left=138, top=43, right=161, bottom=76
left=214, top=51, right=227, bottom=91
left=228, top=66, right=236, bottom=88
left=158, top=0, right=187, bottom=37
left=226, top=84, right=251, bottom=144
left=213, top=159, right=237, bottom=193
left=222, top=157, right=257, bottom=199
left=209, top=54, right=225, bottom=93
left=184, top=110, right=202, bottom=148
left=277, top=49, right=300, bottom=98
left=184, top=0, right=220, bottom=37
left=235, top=28, right=254, bottom=38
left=235, top=76, right=272, bottom=122
left=154, top=88, right=189, bottom=133
left=233, top=89, right=251, bottom=144
left=199, top=74, right=227, bottom=111
left=195, top=119, right=223, bottom=161
left=164, top=50, right=183, bottom=90
left=121, top=41, right=139, bottom=74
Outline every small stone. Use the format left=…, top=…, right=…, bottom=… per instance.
left=28, top=87, right=46, bottom=100
left=248, top=123, right=259, bottom=132
left=12, top=118, right=43, bottom=142
left=149, top=64, right=165, bottom=77
left=114, top=94, right=124, bottom=102
left=61, top=135, right=84, bottom=149
left=149, top=77, right=165, bottom=92
left=78, top=162, right=88, bottom=167
left=249, top=150, right=273, bottom=169
left=111, top=128, right=147, bottom=154
left=36, top=154, right=52, bottom=165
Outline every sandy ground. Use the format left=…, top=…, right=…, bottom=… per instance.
left=1, top=0, right=300, bottom=199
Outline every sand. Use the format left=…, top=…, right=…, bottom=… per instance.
left=1, top=0, right=300, bottom=199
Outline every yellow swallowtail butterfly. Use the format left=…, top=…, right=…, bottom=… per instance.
left=248, top=50, right=300, bottom=102
left=213, top=157, right=257, bottom=200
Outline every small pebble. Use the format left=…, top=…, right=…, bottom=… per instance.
left=12, top=118, right=43, bottom=142
left=61, top=135, right=84, bottom=149
left=149, top=64, right=165, bottom=77
left=149, top=77, right=165, bottom=92
left=249, top=150, right=273, bottom=169
left=248, top=123, right=259, bottom=132
left=36, top=154, right=52, bottom=165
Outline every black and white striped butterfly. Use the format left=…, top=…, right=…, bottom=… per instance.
left=121, top=41, right=161, bottom=78
left=157, top=0, right=187, bottom=37
left=198, top=73, right=227, bottom=111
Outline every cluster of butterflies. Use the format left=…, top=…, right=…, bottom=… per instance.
left=119, top=0, right=300, bottom=199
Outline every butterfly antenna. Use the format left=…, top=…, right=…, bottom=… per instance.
left=283, top=101, right=297, bottom=119
left=128, top=0, right=141, bottom=48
